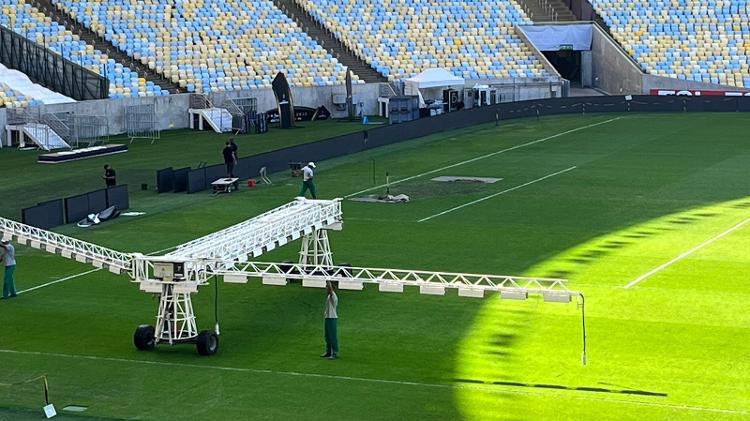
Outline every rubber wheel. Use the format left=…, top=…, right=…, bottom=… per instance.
left=133, top=325, right=156, bottom=351
left=196, top=330, right=219, bottom=356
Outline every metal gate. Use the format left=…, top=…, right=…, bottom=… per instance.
left=126, top=103, right=160, bottom=143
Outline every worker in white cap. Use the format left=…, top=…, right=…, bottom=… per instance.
left=298, top=162, right=317, bottom=199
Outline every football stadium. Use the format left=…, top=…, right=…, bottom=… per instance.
left=0, top=1, right=748, bottom=420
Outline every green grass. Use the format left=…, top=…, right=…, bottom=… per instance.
left=1, top=113, right=749, bottom=420
left=0, top=118, right=371, bottom=218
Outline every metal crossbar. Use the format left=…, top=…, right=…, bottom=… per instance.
left=217, top=261, right=574, bottom=296
left=217, top=261, right=588, bottom=364
left=0, top=216, right=133, bottom=274
left=167, top=199, right=342, bottom=262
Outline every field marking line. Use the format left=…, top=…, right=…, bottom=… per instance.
left=345, top=116, right=622, bottom=198
left=624, top=217, right=750, bottom=289
left=16, top=268, right=101, bottom=296
left=418, top=166, right=577, bottom=223
left=16, top=244, right=177, bottom=295
left=0, top=349, right=746, bottom=416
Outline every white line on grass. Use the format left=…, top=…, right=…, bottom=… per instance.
left=0, top=348, right=746, bottom=416
left=345, top=117, right=622, bottom=198
left=16, top=268, right=101, bottom=296
left=418, top=166, right=577, bottom=223
left=16, top=244, right=177, bottom=295
left=624, top=217, right=750, bottom=289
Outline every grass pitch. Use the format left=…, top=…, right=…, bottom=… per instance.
left=1, top=113, right=749, bottom=420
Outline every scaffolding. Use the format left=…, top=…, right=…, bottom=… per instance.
left=126, top=103, right=160, bottom=144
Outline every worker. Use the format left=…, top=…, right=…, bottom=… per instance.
left=229, top=138, right=239, bottom=163
left=298, top=162, right=317, bottom=199
left=102, top=164, right=117, bottom=187
left=321, top=281, right=338, bottom=359
left=223, top=141, right=236, bottom=178
left=1, top=240, right=17, bottom=299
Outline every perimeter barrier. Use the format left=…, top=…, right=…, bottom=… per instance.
left=156, top=95, right=750, bottom=194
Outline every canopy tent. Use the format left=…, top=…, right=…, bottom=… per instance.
left=404, top=68, right=465, bottom=90
left=403, top=68, right=465, bottom=107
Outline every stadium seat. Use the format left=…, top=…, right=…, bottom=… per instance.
left=294, top=0, right=551, bottom=81
left=591, top=0, right=749, bottom=88
left=50, top=0, right=358, bottom=94
left=0, top=0, right=150, bottom=101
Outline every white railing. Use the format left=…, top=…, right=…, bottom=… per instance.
left=0, top=216, right=133, bottom=273
left=168, top=199, right=343, bottom=262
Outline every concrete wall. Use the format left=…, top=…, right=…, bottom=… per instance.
left=11, top=83, right=382, bottom=137
left=211, top=83, right=381, bottom=117
left=21, top=94, right=191, bottom=134
left=591, top=23, right=644, bottom=94
left=642, top=75, right=750, bottom=93
left=0, top=108, right=6, bottom=147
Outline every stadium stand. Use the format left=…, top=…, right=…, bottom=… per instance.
left=0, top=63, right=74, bottom=108
left=0, top=82, right=35, bottom=109
left=0, top=0, right=166, bottom=99
left=294, top=0, right=551, bottom=81
left=591, top=0, right=750, bottom=88
left=51, top=0, right=360, bottom=92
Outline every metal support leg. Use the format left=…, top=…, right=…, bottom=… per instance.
left=299, top=229, right=334, bottom=269
left=155, top=284, right=198, bottom=345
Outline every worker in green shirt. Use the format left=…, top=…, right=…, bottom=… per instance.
left=1, top=240, right=17, bottom=299
left=298, top=162, right=317, bottom=199
left=321, top=281, right=338, bottom=359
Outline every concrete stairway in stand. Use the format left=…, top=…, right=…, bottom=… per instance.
left=515, top=0, right=576, bottom=22
left=272, top=0, right=388, bottom=83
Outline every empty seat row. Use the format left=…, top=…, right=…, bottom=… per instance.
left=294, top=0, right=551, bottom=81
left=52, top=0, right=360, bottom=94
left=592, top=0, right=749, bottom=88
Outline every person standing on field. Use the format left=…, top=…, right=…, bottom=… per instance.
left=102, top=164, right=117, bottom=188
left=1, top=240, right=17, bottom=299
left=321, top=281, right=338, bottom=359
left=223, top=141, right=236, bottom=178
left=298, top=162, right=317, bottom=199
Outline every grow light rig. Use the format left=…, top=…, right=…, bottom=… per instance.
left=0, top=198, right=586, bottom=363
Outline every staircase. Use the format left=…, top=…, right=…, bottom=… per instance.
left=516, top=0, right=576, bottom=22
left=272, top=0, right=387, bottom=83
left=26, top=0, right=184, bottom=94
left=22, top=123, right=70, bottom=151
left=200, top=108, right=234, bottom=133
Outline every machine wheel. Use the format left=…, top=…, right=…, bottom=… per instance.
left=133, top=325, right=156, bottom=351
left=196, top=330, right=219, bottom=356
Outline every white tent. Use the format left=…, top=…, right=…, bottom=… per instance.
left=404, top=68, right=465, bottom=90
left=403, top=68, right=464, bottom=107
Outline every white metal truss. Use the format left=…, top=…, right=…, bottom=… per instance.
left=218, top=261, right=575, bottom=298
left=299, top=229, right=334, bottom=268
left=0, top=215, right=132, bottom=274
left=167, top=198, right=342, bottom=264
left=218, top=260, right=587, bottom=364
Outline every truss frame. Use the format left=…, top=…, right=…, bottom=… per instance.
left=0, top=215, right=132, bottom=274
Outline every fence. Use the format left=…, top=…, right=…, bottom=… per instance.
left=155, top=95, right=750, bottom=194
left=126, top=103, right=159, bottom=143
left=21, top=185, right=129, bottom=229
